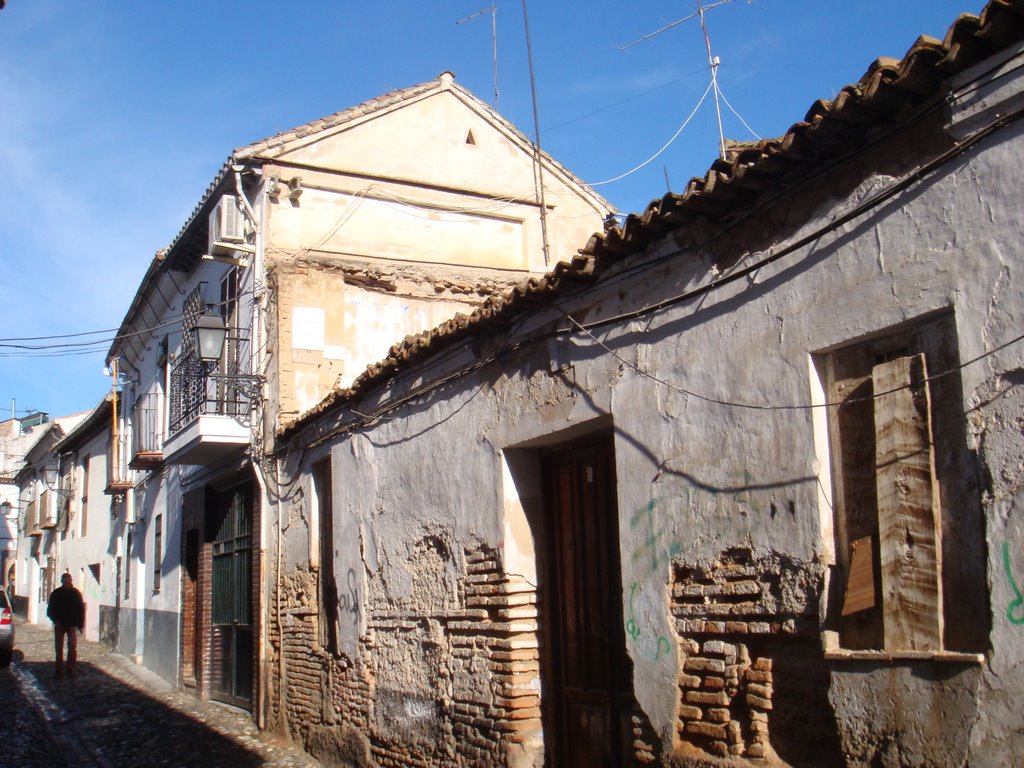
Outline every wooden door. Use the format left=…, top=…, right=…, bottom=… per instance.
left=543, top=435, right=633, bottom=767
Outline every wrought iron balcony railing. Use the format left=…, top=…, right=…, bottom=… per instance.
left=168, top=334, right=254, bottom=437
left=130, top=391, right=165, bottom=468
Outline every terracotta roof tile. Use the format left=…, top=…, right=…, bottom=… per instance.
left=278, top=0, right=1024, bottom=441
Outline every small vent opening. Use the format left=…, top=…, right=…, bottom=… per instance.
left=465, top=129, right=476, bottom=146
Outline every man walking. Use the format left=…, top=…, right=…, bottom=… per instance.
left=47, top=572, right=84, bottom=678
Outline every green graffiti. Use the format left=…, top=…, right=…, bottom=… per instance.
left=630, top=498, right=680, bottom=575
left=626, top=582, right=641, bottom=641
left=1003, top=541, right=1024, bottom=625
left=626, top=581, right=671, bottom=662
left=655, top=635, right=671, bottom=661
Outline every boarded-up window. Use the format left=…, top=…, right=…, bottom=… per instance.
left=822, top=313, right=986, bottom=652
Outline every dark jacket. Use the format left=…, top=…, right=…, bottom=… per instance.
left=47, top=585, right=85, bottom=630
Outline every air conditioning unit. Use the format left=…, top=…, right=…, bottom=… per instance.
left=209, top=195, right=246, bottom=253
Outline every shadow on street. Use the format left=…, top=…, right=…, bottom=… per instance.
left=8, top=653, right=268, bottom=767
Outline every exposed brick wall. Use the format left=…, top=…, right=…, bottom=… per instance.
left=669, top=546, right=839, bottom=766
left=196, top=518, right=213, bottom=699
left=271, top=542, right=544, bottom=767
left=678, top=638, right=773, bottom=760
left=671, top=546, right=817, bottom=638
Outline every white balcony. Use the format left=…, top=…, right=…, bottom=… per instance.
left=163, top=413, right=250, bottom=466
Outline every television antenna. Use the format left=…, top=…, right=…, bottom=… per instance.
left=457, top=4, right=499, bottom=108
left=619, top=0, right=753, bottom=161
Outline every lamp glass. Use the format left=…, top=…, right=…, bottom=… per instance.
left=193, top=313, right=227, bottom=363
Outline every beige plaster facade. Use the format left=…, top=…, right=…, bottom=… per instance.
left=237, top=71, right=611, bottom=423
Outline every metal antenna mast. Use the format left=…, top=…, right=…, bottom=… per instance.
left=619, top=0, right=742, bottom=161
left=521, top=0, right=551, bottom=266
left=457, top=4, right=499, bottom=108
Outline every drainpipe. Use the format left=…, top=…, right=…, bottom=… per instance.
left=251, top=460, right=271, bottom=731
left=245, top=163, right=272, bottom=731
left=233, top=165, right=260, bottom=233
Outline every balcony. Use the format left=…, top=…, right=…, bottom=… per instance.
left=105, top=475, right=133, bottom=496
left=105, top=435, right=133, bottom=496
left=130, top=392, right=165, bottom=469
left=164, top=334, right=256, bottom=466
left=39, top=490, right=57, bottom=529
left=25, top=500, right=42, bottom=537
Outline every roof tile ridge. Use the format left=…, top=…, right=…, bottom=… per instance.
left=235, top=77, right=446, bottom=157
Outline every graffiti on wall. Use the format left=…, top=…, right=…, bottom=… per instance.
left=625, top=469, right=803, bottom=666
left=337, top=567, right=360, bottom=624
left=1002, top=541, right=1024, bottom=625
left=630, top=499, right=681, bottom=577
left=625, top=580, right=672, bottom=662
left=630, top=470, right=797, bottom=577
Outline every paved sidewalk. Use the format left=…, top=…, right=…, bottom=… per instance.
left=4, top=619, right=319, bottom=768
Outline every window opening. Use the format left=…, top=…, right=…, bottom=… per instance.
left=124, top=531, right=132, bottom=600
left=819, top=312, right=986, bottom=652
left=153, top=514, right=162, bottom=592
left=80, top=455, right=90, bottom=537
left=314, top=457, right=338, bottom=655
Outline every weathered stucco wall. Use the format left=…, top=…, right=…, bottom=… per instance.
left=270, top=59, right=1024, bottom=768
left=267, top=257, right=523, bottom=420
left=260, top=83, right=609, bottom=424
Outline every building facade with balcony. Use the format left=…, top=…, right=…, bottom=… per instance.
left=47, top=397, right=140, bottom=651
left=11, top=411, right=88, bottom=624
left=104, top=72, right=610, bottom=715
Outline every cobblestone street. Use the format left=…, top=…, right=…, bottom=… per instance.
left=0, top=620, right=319, bottom=767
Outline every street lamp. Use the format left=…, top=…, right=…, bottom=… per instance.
left=188, top=311, right=264, bottom=402
left=192, top=312, right=228, bottom=365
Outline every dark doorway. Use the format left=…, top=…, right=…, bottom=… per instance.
left=541, top=433, right=634, bottom=767
left=210, top=483, right=253, bottom=710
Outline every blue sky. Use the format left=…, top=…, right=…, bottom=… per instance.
left=0, top=0, right=975, bottom=418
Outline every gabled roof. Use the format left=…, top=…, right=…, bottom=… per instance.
left=233, top=70, right=609, bottom=210
left=233, top=76, right=458, bottom=159
left=170, top=71, right=607, bottom=275
left=278, top=0, right=1024, bottom=442
left=108, top=72, right=609, bottom=364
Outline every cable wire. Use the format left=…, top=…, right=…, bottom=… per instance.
left=589, top=79, right=714, bottom=186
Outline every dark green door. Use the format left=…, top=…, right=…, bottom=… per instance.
left=211, top=484, right=253, bottom=710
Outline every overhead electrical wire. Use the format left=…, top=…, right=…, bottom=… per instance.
left=588, top=79, right=714, bottom=186
left=0, top=291, right=255, bottom=357
left=283, top=59, right=1024, bottom=451
left=716, top=81, right=760, bottom=141
left=561, top=50, right=1024, bottom=307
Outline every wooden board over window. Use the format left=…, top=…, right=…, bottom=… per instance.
left=842, top=536, right=877, bottom=617
left=872, top=353, right=944, bottom=651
